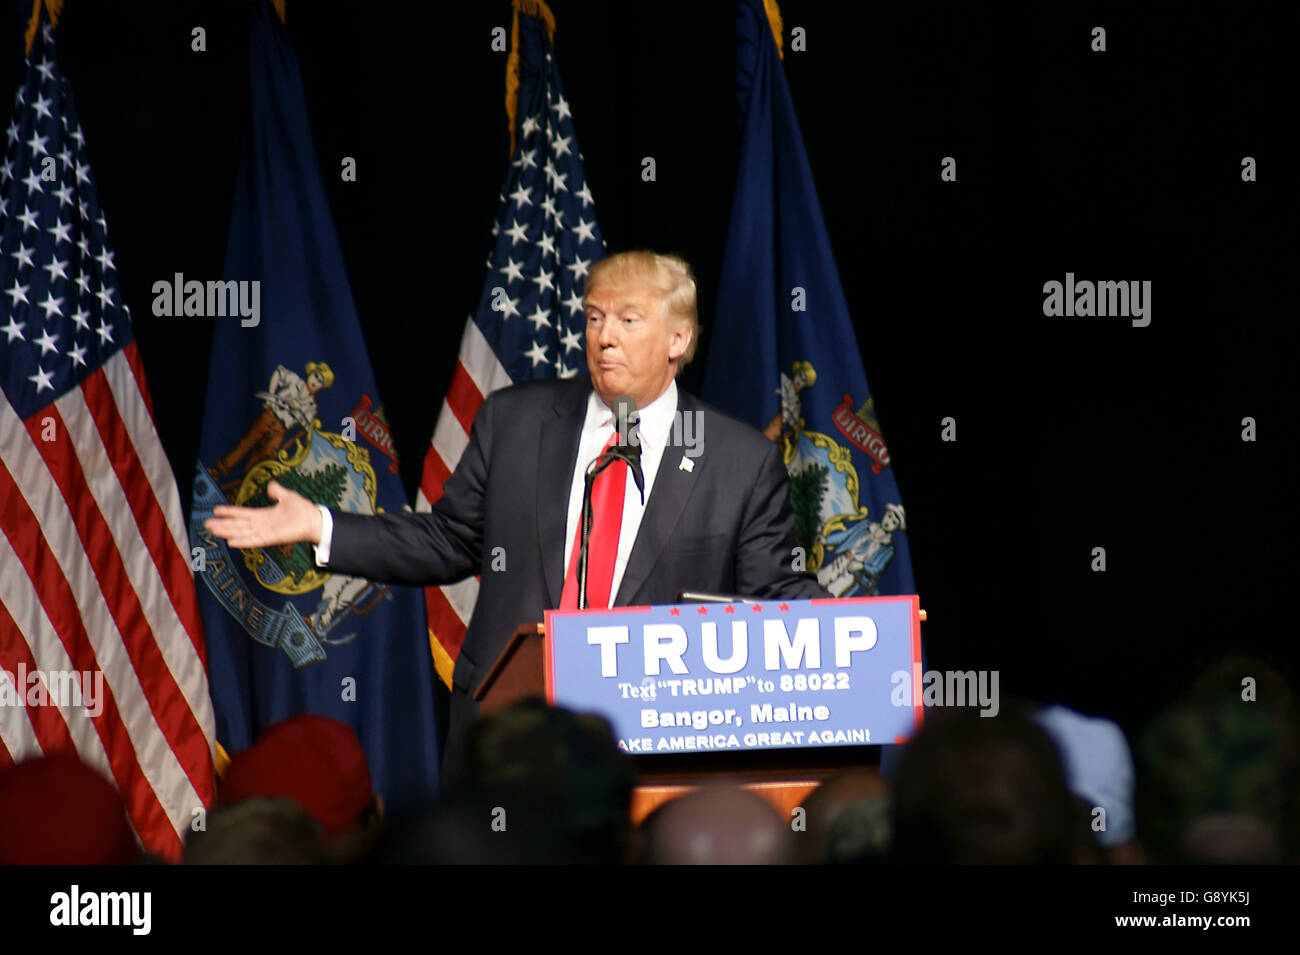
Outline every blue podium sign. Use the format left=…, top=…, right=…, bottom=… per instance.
left=544, top=596, right=922, bottom=755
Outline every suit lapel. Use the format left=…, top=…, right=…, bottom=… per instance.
left=616, top=389, right=703, bottom=606
left=538, top=378, right=590, bottom=608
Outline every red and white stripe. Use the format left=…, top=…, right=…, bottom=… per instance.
left=416, top=318, right=512, bottom=685
left=0, top=343, right=216, bottom=861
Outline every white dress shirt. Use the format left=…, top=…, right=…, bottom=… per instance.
left=563, top=380, right=677, bottom=606
left=315, top=381, right=680, bottom=606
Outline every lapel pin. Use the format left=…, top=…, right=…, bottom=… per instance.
left=679, top=455, right=694, bottom=473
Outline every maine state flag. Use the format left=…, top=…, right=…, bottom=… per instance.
left=702, top=0, right=915, bottom=602
left=188, top=2, right=438, bottom=804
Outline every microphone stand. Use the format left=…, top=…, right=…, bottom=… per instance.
left=576, top=443, right=645, bottom=610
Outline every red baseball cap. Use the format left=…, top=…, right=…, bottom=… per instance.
left=0, top=753, right=138, bottom=864
left=218, top=714, right=373, bottom=841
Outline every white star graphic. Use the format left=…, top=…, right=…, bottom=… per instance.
left=35, top=57, right=54, bottom=81
left=21, top=169, right=44, bottom=194
left=508, top=182, right=532, bottom=207
left=31, top=92, right=52, bottom=120
left=0, top=157, right=12, bottom=181
left=573, top=217, right=597, bottom=244
left=28, top=366, right=54, bottom=393
left=539, top=195, right=557, bottom=221
left=498, top=257, right=524, bottom=284
left=504, top=219, right=529, bottom=245
left=94, top=286, right=114, bottom=309
left=537, top=233, right=556, bottom=257
left=562, top=289, right=585, bottom=316
left=524, top=340, right=549, bottom=368
left=94, top=247, right=116, bottom=272
left=70, top=306, right=90, bottom=331
left=1, top=316, right=24, bottom=343
left=17, top=206, right=39, bottom=232
left=67, top=342, right=88, bottom=368
left=514, top=148, right=537, bottom=170
left=54, top=182, right=73, bottom=206
left=26, top=131, right=49, bottom=157
left=527, top=304, right=550, bottom=332
left=565, top=256, right=592, bottom=281
left=560, top=326, right=583, bottom=354
left=552, top=134, right=572, bottom=158
left=520, top=114, right=540, bottom=139
left=5, top=279, right=30, bottom=306
left=48, top=217, right=72, bottom=245
left=10, top=243, right=35, bottom=269
left=496, top=292, right=520, bottom=320
left=34, top=327, right=59, bottom=355
left=552, top=96, right=572, bottom=121
left=576, top=183, right=594, bottom=207
left=37, top=291, right=64, bottom=320
left=95, top=321, right=114, bottom=345
left=532, top=270, right=556, bottom=295
left=42, top=256, right=69, bottom=282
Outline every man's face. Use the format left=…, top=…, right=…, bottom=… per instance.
left=584, top=282, right=690, bottom=409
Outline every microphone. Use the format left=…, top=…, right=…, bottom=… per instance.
left=609, top=394, right=644, bottom=505
left=576, top=395, right=643, bottom=610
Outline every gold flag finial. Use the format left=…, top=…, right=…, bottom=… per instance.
left=505, top=0, right=557, bottom=156
left=764, top=0, right=784, bottom=59
left=24, top=0, right=62, bottom=55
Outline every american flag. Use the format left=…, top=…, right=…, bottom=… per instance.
left=417, top=1, right=605, bottom=684
left=0, top=13, right=215, bottom=860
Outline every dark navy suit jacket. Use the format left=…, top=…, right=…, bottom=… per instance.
left=326, top=375, right=827, bottom=774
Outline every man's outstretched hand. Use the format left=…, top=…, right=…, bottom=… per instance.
left=204, top=480, right=323, bottom=549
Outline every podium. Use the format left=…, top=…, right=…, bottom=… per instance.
left=473, top=619, right=905, bottom=823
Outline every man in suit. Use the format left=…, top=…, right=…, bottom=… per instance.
left=206, top=251, right=828, bottom=774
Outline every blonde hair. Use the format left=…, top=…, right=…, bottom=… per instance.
left=584, top=251, right=699, bottom=370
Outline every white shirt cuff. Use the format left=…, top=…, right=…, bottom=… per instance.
left=313, top=505, right=334, bottom=566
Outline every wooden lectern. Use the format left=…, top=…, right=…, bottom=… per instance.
left=472, top=619, right=911, bottom=823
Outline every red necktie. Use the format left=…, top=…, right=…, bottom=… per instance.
left=559, top=432, right=627, bottom=610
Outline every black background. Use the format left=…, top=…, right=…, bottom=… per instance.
left=3, top=0, right=1295, bottom=741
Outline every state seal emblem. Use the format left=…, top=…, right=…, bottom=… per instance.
left=763, top=361, right=906, bottom=598
left=190, top=361, right=395, bottom=667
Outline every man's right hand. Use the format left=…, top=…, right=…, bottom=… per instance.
left=205, top=480, right=323, bottom=548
